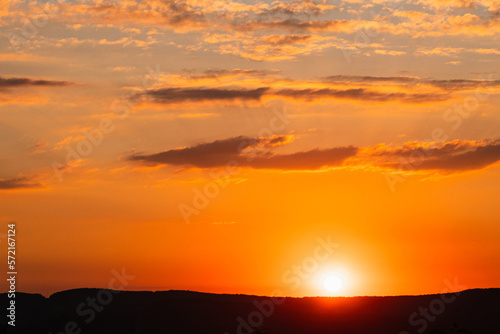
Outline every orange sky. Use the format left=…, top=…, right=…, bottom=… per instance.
left=1, top=0, right=500, bottom=297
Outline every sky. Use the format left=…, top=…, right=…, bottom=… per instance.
left=0, top=0, right=499, bottom=297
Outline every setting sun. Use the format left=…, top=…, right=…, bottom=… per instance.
left=313, top=267, right=352, bottom=296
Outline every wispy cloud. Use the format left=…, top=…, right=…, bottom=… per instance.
left=0, top=176, right=42, bottom=190
left=138, top=71, right=499, bottom=107
left=366, top=140, right=500, bottom=172
left=273, top=88, right=448, bottom=103
left=0, top=76, right=73, bottom=89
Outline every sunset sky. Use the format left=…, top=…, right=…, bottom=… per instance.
left=1, top=0, right=500, bottom=297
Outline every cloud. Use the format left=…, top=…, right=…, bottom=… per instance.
left=262, top=34, right=313, bottom=45
left=188, top=69, right=279, bottom=79
left=0, top=76, right=73, bottom=104
left=0, top=76, right=73, bottom=89
left=231, top=19, right=351, bottom=33
left=145, top=87, right=269, bottom=103
left=143, top=85, right=448, bottom=105
left=61, top=0, right=338, bottom=33
left=56, top=1, right=209, bottom=33
left=273, top=88, right=448, bottom=103
left=138, top=71, right=499, bottom=108
left=27, top=141, right=49, bottom=154
left=417, top=0, right=492, bottom=11
left=107, top=66, right=136, bottom=72
left=427, top=78, right=500, bottom=90
left=252, top=1, right=336, bottom=17
left=323, top=75, right=500, bottom=91
left=473, top=48, right=500, bottom=55
left=0, top=176, right=42, bottom=190
left=248, top=146, right=359, bottom=170
left=129, top=135, right=358, bottom=170
left=213, top=33, right=340, bottom=61
left=418, top=47, right=464, bottom=56
left=129, top=136, right=272, bottom=168
left=6, top=0, right=499, bottom=63
left=129, top=136, right=500, bottom=175
left=324, top=75, right=422, bottom=84
left=374, top=50, right=407, bottom=56
left=6, top=0, right=500, bottom=64
left=161, top=0, right=207, bottom=27
left=365, top=140, right=500, bottom=172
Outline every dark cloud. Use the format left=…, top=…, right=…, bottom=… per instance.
left=323, top=75, right=500, bottom=91
left=162, top=0, right=206, bottom=26
left=427, top=79, right=500, bottom=90
left=0, top=177, right=42, bottom=190
left=144, top=86, right=446, bottom=104
left=378, top=140, right=500, bottom=172
left=263, top=34, right=312, bottom=45
left=248, top=146, right=358, bottom=170
left=83, top=0, right=337, bottom=33
left=186, top=69, right=279, bottom=79
left=274, top=88, right=448, bottom=103
left=145, top=87, right=269, bottom=103
left=141, top=73, right=498, bottom=106
left=85, top=1, right=208, bottom=30
left=0, top=77, right=72, bottom=88
left=129, top=136, right=358, bottom=170
left=419, top=143, right=500, bottom=171
left=231, top=19, right=348, bottom=33
left=130, top=136, right=256, bottom=168
left=130, top=136, right=500, bottom=174
left=324, top=75, right=420, bottom=84
left=256, top=1, right=333, bottom=17
left=374, top=141, right=475, bottom=158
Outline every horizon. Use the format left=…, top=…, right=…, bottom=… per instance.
left=1, top=0, right=500, bottom=304
left=10, top=286, right=499, bottom=299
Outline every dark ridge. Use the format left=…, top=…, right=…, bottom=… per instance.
left=1, top=288, right=499, bottom=334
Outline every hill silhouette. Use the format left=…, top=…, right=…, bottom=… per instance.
left=1, top=288, right=499, bottom=333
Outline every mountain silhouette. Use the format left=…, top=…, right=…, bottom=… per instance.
left=1, top=288, right=499, bottom=333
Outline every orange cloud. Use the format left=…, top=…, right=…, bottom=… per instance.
left=359, top=139, right=500, bottom=173
left=130, top=137, right=500, bottom=175
left=138, top=71, right=499, bottom=108
left=129, top=135, right=358, bottom=171
left=0, top=176, right=42, bottom=190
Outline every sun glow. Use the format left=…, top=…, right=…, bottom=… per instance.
left=324, top=275, right=343, bottom=292
left=315, top=267, right=351, bottom=295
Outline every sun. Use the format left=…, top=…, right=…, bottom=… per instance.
left=324, top=275, right=343, bottom=292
